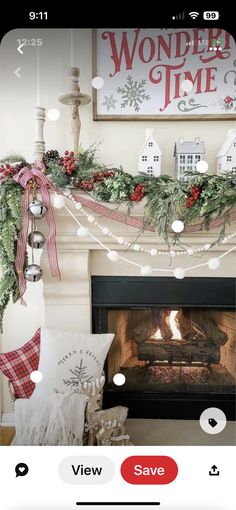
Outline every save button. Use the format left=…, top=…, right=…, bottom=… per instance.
left=121, top=456, right=178, bottom=484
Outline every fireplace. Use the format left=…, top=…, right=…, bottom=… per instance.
left=92, top=276, right=236, bottom=419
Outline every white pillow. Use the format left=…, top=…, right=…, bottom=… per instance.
left=33, top=327, right=114, bottom=396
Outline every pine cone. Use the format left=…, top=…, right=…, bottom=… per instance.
left=43, top=150, right=60, bottom=166
left=14, top=161, right=29, bottom=172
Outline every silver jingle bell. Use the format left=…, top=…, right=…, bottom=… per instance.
left=28, top=230, right=45, bottom=249
left=24, top=264, right=43, bottom=282
left=28, top=199, right=48, bottom=219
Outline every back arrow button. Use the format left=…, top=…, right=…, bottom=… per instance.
left=17, top=44, right=24, bottom=54
left=14, top=68, right=22, bottom=78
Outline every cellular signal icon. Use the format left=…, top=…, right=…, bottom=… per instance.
left=172, top=12, right=185, bottom=20
left=189, top=11, right=199, bottom=19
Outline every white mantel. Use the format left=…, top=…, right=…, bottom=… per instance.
left=40, top=196, right=236, bottom=333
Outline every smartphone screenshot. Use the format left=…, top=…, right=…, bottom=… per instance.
left=0, top=7, right=235, bottom=510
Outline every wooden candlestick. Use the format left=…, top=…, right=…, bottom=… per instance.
left=59, top=67, right=91, bottom=154
left=33, top=107, right=46, bottom=162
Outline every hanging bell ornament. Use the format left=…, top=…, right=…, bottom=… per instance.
left=28, top=231, right=45, bottom=249
left=28, top=199, right=48, bottom=219
left=24, top=264, right=43, bottom=282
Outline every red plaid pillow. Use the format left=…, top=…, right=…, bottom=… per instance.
left=0, top=329, right=40, bottom=398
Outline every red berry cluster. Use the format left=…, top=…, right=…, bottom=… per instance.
left=186, top=185, right=201, bottom=208
left=130, top=183, right=145, bottom=202
left=60, top=151, right=77, bottom=175
left=80, top=170, right=115, bottom=191
left=0, top=164, right=15, bottom=182
left=80, top=177, right=95, bottom=191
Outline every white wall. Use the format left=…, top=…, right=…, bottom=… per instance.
left=0, top=29, right=235, bottom=417
left=0, top=29, right=235, bottom=170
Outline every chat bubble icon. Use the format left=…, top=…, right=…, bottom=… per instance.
left=15, top=463, right=29, bottom=477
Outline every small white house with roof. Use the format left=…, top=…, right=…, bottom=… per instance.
left=174, top=137, right=205, bottom=181
left=138, top=128, right=162, bottom=177
left=216, top=129, right=236, bottom=175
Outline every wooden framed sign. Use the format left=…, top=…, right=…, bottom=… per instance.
left=92, top=28, right=236, bottom=120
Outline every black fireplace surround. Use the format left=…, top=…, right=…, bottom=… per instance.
left=92, top=276, right=236, bottom=420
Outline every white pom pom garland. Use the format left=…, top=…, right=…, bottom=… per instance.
left=87, top=215, right=95, bottom=223
left=173, top=267, right=186, bottom=279
left=52, top=195, right=65, bottom=209
left=57, top=192, right=236, bottom=277
left=75, top=202, right=83, bottom=210
left=76, top=227, right=89, bottom=237
left=107, top=250, right=119, bottom=262
left=208, top=257, right=220, bottom=270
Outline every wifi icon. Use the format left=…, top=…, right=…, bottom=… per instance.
left=189, top=11, right=199, bottom=19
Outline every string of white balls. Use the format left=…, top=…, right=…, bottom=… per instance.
left=76, top=201, right=236, bottom=257
left=52, top=193, right=236, bottom=279
left=52, top=191, right=236, bottom=259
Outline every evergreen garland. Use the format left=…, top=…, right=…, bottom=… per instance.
left=0, top=146, right=236, bottom=331
left=76, top=144, right=103, bottom=175
left=2, top=219, right=17, bottom=262
left=42, top=147, right=236, bottom=240
left=47, top=162, right=70, bottom=188
left=92, top=170, right=135, bottom=203
left=0, top=181, right=23, bottom=331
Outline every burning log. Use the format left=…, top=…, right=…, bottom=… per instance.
left=184, top=310, right=228, bottom=346
left=137, top=340, right=220, bottom=365
left=133, top=320, right=154, bottom=345
left=133, top=309, right=175, bottom=343
left=133, top=308, right=228, bottom=366
left=133, top=308, right=227, bottom=346
left=158, top=309, right=173, bottom=339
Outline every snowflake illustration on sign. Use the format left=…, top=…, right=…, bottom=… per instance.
left=117, top=75, right=150, bottom=112
left=102, top=94, right=117, bottom=111
left=63, top=359, right=93, bottom=391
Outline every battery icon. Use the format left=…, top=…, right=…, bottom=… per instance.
left=203, top=11, right=220, bottom=20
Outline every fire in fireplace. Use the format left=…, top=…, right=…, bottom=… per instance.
left=92, top=276, right=236, bottom=419
left=153, top=310, right=182, bottom=340
left=107, top=307, right=234, bottom=393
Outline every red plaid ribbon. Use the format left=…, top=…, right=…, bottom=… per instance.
left=72, top=194, right=236, bottom=232
left=13, top=163, right=61, bottom=302
left=75, top=194, right=155, bottom=231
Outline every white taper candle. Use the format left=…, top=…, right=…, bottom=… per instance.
left=70, top=29, right=75, bottom=67
left=36, top=46, right=42, bottom=107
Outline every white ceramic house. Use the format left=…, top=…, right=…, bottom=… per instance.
left=216, top=129, right=236, bottom=175
left=138, top=128, right=162, bottom=177
left=174, top=137, right=205, bottom=181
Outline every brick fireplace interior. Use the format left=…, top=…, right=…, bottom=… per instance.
left=92, top=276, right=236, bottom=419
left=107, top=308, right=235, bottom=394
